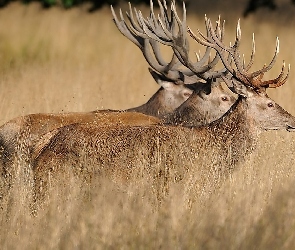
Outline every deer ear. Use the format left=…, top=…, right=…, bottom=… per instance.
left=148, top=68, right=179, bottom=89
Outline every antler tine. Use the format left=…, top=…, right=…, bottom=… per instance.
left=116, top=6, right=174, bottom=74
left=195, top=17, right=219, bottom=70
left=172, top=1, right=186, bottom=37
left=235, top=19, right=242, bottom=46
left=114, top=6, right=163, bottom=68
left=226, top=19, right=254, bottom=83
left=133, top=0, right=221, bottom=80
left=190, top=17, right=252, bottom=92
left=135, top=1, right=195, bottom=76
left=195, top=51, right=202, bottom=61
left=126, top=3, right=144, bottom=34
left=154, top=0, right=228, bottom=80
left=144, top=2, right=210, bottom=78
left=157, top=0, right=171, bottom=30
left=162, top=0, right=168, bottom=10
left=231, top=34, right=280, bottom=89
left=146, top=1, right=172, bottom=41
left=260, top=62, right=290, bottom=88
left=242, top=54, right=246, bottom=68
left=250, top=37, right=279, bottom=79
left=193, top=17, right=250, bottom=79
left=189, top=17, right=236, bottom=71
left=148, top=0, right=158, bottom=28
left=111, top=6, right=142, bottom=47
left=244, top=33, right=255, bottom=71
left=136, top=7, right=186, bottom=75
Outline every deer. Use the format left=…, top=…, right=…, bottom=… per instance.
left=30, top=0, right=295, bottom=201
left=0, top=1, right=239, bottom=194
left=111, top=1, right=236, bottom=120
left=111, top=1, right=237, bottom=126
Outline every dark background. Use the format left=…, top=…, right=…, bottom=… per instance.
left=0, top=0, right=295, bottom=16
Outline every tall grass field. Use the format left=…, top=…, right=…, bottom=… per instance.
left=1, top=1, right=295, bottom=249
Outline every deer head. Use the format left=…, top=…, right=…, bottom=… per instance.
left=187, top=14, right=295, bottom=131
left=163, top=80, right=237, bottom=126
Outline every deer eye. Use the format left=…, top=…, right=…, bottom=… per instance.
left=183, top=92, right=191, bottom=97
left=221, top=96, right=229, bottom=101
left=267, top=102, right=274, bottom=108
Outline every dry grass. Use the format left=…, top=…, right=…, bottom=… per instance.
left=1, top=1, right=295, bottom=249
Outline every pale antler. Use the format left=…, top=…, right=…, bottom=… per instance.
left=111, top=0, right=229, bottom=85
left=137, top=0, right=228, bottom=81
left=111, top=3, right=200, bottom=84
left=187, top=16, right=290, bottom=90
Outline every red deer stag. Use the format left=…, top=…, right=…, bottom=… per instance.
left=31, top=1, right=295, bottom=199
left=0, top=2, right=238, bottom=192
left=0, top=2, right=240, bottom=197
left=111, top=1, right=235, bottom=120
left=111, top=0, right=237, bottom=126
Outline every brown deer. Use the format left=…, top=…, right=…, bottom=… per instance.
left=111, top=0, right=237, bottom=126
left=110, top=2, right=229, bottom=119
left=0, top=2, right=238, bottom=192
left=31, top=1, right=295, bottom=200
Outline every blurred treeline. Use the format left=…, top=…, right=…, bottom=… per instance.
left=0, top=0, right=164, bottom=12
left=1, top=0, right=295, bottom=16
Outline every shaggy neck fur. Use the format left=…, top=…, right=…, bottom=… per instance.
left=200, top=96, right=259, bottom=169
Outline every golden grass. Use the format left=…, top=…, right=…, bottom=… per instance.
left=1, top=1, right=295, bottom=249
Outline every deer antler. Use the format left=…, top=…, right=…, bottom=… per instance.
left=136, top=0, right=228, bottom=81
left=111, top=0, right=230, bottom=85
left=111, top=2, right=200, bottom=84
left=187, top=16, right=290, bottom=90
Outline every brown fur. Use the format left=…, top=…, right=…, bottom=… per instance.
left=0, top=112, right=160, bottom=187
left=0, top=81, right=189, bottom=184
left=31, top=99, right=246, bottom=201
left=31, top=88, right=295, bottom=200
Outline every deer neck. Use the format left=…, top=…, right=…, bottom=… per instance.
left=163, top=92, right=206, bottom=126
left=163, top=104, right=205, bottom=127
left=204, top=96, right=259, bottom=167
left=127, top=88, right=169, bottom=118
left=213, top=97, right=260, bottom=133
left=209, top=96, right=248, bottom=128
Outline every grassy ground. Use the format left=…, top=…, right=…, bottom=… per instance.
left=1, top=1, right=295, bottom=249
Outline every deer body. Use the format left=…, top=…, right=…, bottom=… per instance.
left=31, top=89, right=295, bottom=198
left=32, top=97, right=249, bottom=179
left=27, top=94, right=277, bottom=195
